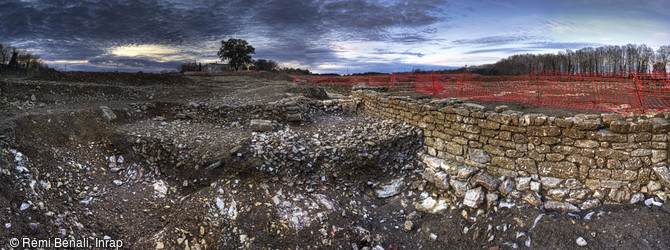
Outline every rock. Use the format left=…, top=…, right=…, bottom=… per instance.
left=576, top=237, right=587, bottom=247
left=20, top=203, right=30, bottom=211
left=647, top=117, right=670, bottom=133
left=494, top=105, right=509, bottom=113
left=100, top=106, right=117, bottom=122
left=647, top=181, right=663, bottom=192
left=644, top=198, right=663, bottom=207
left=630, top=193, right=645, bottom=204
left=544, top=201, right=580, bottom=213
left=342, top=102, right=358, bottom=114
left=113, top=180, right=124, bottom=186
left=206, top=161, right=222, bottom=170
left=516, top=177, right=531, bottom=191
left=416, top=197, right=437, bottom=211
left=450, top=180, right=469, bottom=197
left=579, top=199, right=601, bottom=210
left=530, top=181, right=541, bottom=192
left=457, top=167, right=479, bottom=179
left=433, top=171, right=450, bottom=190
left=486, top=192, right=499, bottom=208
left=423, top=168, right=437, bottom=183
left=547, top=188, right=569, bottom=200
left=523, top=192, right=543, bottom=207
left=404, top=221, right=413, bottom=232
left=249, top=119, right=272, bottom=132
left=472, top=172, right=500, bottom=191
left=463, top=187, right=485, bottom=208
left=230, top=145, right=243, bottom=155
left=375, top=178, right=404, bottom=198
left=652, top=165, right=670, bottom=187
left=463, top=103, right=485, bottom=111
left=286, top=113, right=302, bottom=122
left=468, top=148, right=491, bottom=164
left=431, top=197, right=449, bottom=213
left=499, top=178, right=515, bottom=195
left=608, top=186, right=631, bottom=203
left=153, top=180, right=168, bottom=198
left=424, top=156, right=443, bottom=170
left=540, top=177, right=563, bottom=188
left=429, top=233, right=438, bottom=241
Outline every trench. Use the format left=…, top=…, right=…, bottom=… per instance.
left=1, top=96, right=426, bottom=248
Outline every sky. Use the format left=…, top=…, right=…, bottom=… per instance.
left=1, top=0, right=669, bottom=74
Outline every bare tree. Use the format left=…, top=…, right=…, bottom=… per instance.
left=656, top=45, right=670, bottom=73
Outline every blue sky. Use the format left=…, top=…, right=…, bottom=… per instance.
left=1, top=0, right=669, bottom=74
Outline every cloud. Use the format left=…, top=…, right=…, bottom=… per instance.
left=452, top=35, right=535, bottom=46
left=527, top=41, right=602, bottom=50
left=373, top=49, right=425, bottom=57
left=464, top=48, right=537, bottom=54
left=87, top=55, right=182, bottom=72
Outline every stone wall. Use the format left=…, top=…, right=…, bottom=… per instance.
left=354, top=90, right=670, bottom=211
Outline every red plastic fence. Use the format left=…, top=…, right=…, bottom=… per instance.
left=291, top=70, right=670, bottom=115
left=184, top=70, right=262, bottom=75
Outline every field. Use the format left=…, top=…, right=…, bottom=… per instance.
left=294, top=71, right=670, bottom=115
left=1, top=72, right=669, bottom=249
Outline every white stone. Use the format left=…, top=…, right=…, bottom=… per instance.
left=530, top=181, right=541, bottom=192
left=516, top=177, right=531, bottom=190
left=576, top=237, right=587, bottom=246
left=19, top=203, right=30, bottom=211
left=644, top=198, right=663, bottom=207
left=630, top=193, right=645, bottom=204
left=153, top=180, right=168, bottom=198
left=463, top=187, right=485, bottom=208
left=416, top=197, right=437, bottom=211
left=375, top=178, right=404, bottom=198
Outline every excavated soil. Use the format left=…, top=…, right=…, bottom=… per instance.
left=0, top=73, right=669, bottom=249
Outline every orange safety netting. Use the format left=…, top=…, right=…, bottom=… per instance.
left=290, top=70, right=670, bottom=115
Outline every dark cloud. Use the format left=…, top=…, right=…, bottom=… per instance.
left=88, top=56, right=180, bottom=70
left=0, top=0, right=448, bottom=72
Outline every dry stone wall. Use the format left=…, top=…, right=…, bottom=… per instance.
left=354, top=90, right=670, bottom=211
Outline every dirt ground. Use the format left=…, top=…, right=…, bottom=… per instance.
left=0, top=72, right=669, bottom=249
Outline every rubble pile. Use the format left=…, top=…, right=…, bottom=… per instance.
left=248, top=119, right=422, bottom=175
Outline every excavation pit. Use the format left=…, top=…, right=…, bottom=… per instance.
left=1, top=74, right=670, bottom=249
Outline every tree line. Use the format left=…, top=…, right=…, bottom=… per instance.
left=178, top=38, right=311, bottom=75
left=0, top=43, right=50, bottom=76
left=469, top=44, right=670, bottom=76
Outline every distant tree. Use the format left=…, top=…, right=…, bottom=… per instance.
left=177, top=60, right=199, bottom=73
left=278, top=67, right=311, bottom=75
left=656, top=45, right=670, bottom=73
left=7, top=49, right=19, bottom=68
left=217, top=38, right=255, bottom=71
left=0, top=44, right=5, bottom=65
left=252, top=59, right=278, bottom=71
left=653, top=62, right=666, bottom=74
